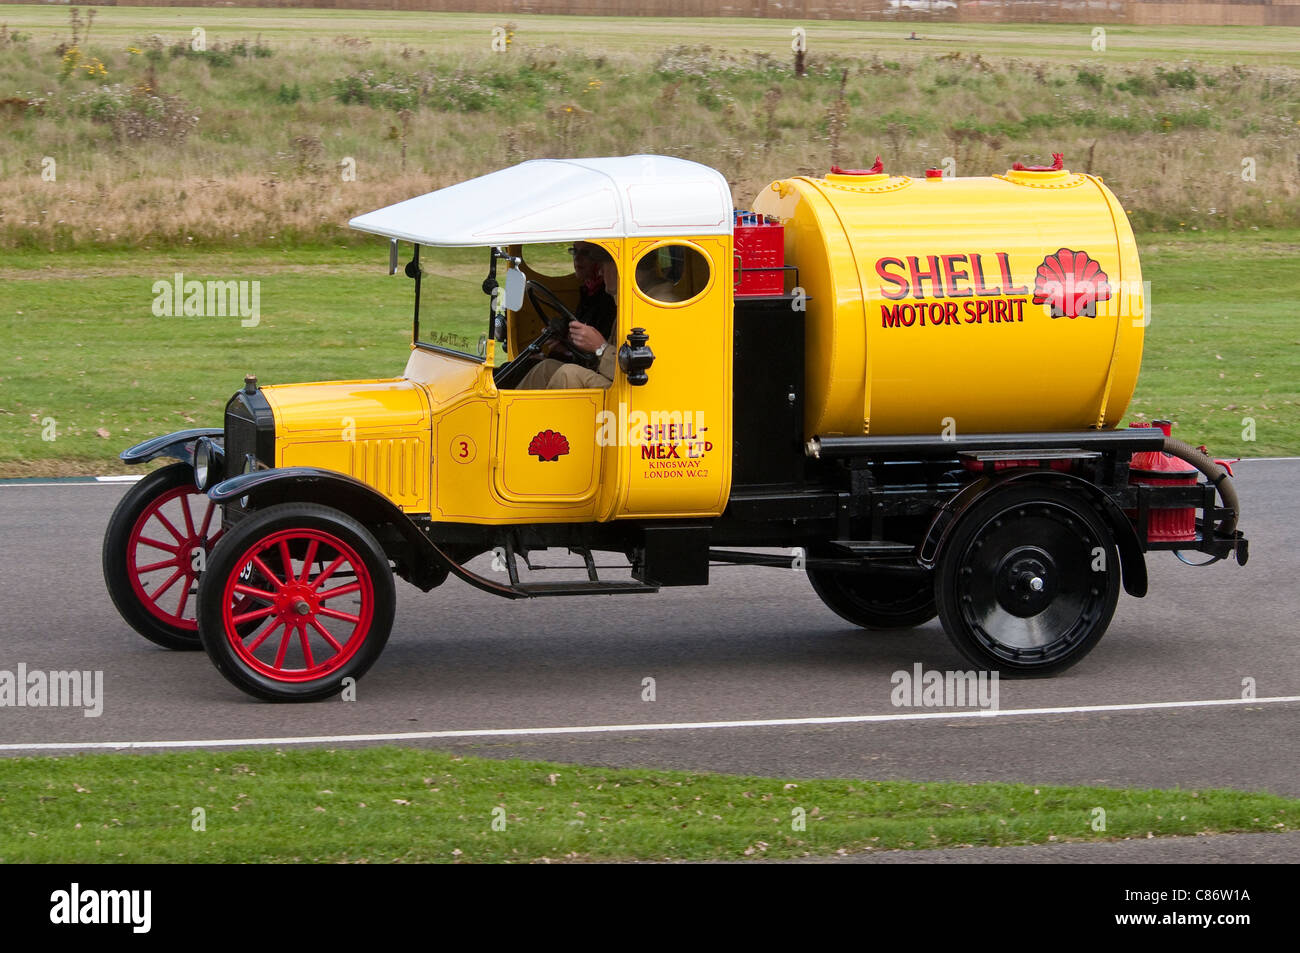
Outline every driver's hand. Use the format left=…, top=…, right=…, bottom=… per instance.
left=567, top=321, right=604, bottom=354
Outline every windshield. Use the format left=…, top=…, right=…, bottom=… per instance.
left=410, top=245, right=488, bottom=360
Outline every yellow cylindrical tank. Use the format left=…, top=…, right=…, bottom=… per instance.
left=751, top=164, right=1144, bottom=437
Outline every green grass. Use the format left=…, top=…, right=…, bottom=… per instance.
left=1128, top=230, right=1300, bottom=457
left=1, top=746, right=1294, bottom=862
left=2, top=231, right=1295, bottom=475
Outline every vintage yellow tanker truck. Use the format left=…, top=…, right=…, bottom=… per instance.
left=102, top=154, right=1247, bottom=701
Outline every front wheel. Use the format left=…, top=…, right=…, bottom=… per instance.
left=934, top=485, right=1120, bottom=676
left=103, top=463, right=220, bottom=650
left=197, top=503, right=395, bottom=701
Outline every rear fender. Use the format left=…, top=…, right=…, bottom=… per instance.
left=920, top=469, right=1148, bottom=598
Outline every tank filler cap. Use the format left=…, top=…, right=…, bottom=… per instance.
left=826, top=156, right=889, bottom=184
left=1000, top=153, right=1085, bottom=188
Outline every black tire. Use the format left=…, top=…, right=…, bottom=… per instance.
left=103, top=463, right=213, bottom=650
left=934, top=485, right=1120, bottom=676
left=197, top=503, right=396, bottom=702
left=807, top=565, right=937, bottom=630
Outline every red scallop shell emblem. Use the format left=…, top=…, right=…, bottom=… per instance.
left=1031, top=248, right=1112, bottom=319
left=528, top=429, right=570, bottom=462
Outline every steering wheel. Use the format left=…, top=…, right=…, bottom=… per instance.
left=493, top=281, right=587, bottom=388
left=527, top=281, right=581, bottom=340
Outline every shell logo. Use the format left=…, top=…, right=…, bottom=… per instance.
left=1032, top=248, right=1112, bottom=319
left=528, top=429, right=570, bottom=462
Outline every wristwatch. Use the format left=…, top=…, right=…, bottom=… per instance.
left=594, top=343, right=607, bottom=358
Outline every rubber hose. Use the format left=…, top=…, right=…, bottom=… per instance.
left=1161, top=436, right=1239, bottom=537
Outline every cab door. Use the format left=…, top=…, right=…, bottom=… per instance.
left=493, top=390, right=603, bottom=510
left=614, top=237, right=732, bottom=518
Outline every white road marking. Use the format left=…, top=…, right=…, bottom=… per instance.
left=0, top=477, right=142, bottom=488
left=3, top=694, right=1297, bottom=753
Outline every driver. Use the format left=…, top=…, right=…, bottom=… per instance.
left=520, top=244, right=618, bottom=390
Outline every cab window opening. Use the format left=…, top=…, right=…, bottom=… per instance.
left=635, top=244, right=710, bottom=303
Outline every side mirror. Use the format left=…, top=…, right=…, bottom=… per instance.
left=504, top=267, right=526, bottom=313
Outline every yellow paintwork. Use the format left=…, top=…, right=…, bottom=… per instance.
left=261, top=235, right=734, bottom=523
left=265, top=379, right=431, bottom=512
left=752, top=166, right=1145, bottom=437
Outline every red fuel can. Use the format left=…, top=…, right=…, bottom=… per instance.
left=733, top=211, right=786, bottom=297
left=1127, top=420, right=1199, bottom=542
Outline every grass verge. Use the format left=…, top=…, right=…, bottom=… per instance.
left=0, top=746, right=1295, bottom=862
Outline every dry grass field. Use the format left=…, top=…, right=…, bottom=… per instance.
left=0, top=7, right=1297, bottom=248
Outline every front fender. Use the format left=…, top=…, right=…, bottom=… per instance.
left=120, top=428, right=223, bottom=466
left=209, top=467, right=520, bottom=599
left=919, top=469, right=1148, bottom=598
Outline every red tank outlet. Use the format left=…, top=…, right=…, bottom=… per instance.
left=1127, top=420, right=1199, bottom=542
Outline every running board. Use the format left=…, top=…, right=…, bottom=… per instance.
left=492, top=539, right=658, bottom=597
left=827, top=540, right=917, bottom=559
left=513, top=581, right=659, bottom=597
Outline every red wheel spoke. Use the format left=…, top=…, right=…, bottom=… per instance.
left=317, top=581, right=361, bottom=603
left=251, top=555, right=284, bottom=589
left=179, top=494, right=196, bottom=538
left=300, top=540, right=319, bottom=583
left=153, top=510, right=185, bottom=543
left=232, top=605, right=275, bottom=625
left=197, top=500, right=216, bottom=541
left=246, top=619, right=281, bottom=653
left=278, top=540, right=294, bottom=586
left=310, top=555, right=347, bottom=591
left=136, top=556, right=180, bottom=574
left=307, top=618, right=343, bottom=652
left=316, top=605, right=360, bottom=624
left=138, top=537, right=180, bottom=554
left=175, top=578, right=193, bottom=618
left=273, top=625, right=292, bottom=670
left=233, top=583, right=276, bottom=601
left=298, top=625, right=315, bottom=669
left=222, top=527, right=376, bottom=684
left=150, top=568, right=185, bottom=603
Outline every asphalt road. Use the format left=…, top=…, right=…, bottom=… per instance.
left=1, top=460, right=1297, bottom=859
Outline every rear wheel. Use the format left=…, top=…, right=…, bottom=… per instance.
left=197, top=503, right=395, bottom=702
left=103, top=463, right=220, bottom=650
left=934, top=486, right=1120, bottom=676
left=807, top=565, right=937, bottom=630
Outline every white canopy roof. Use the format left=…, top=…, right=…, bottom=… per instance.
left=349, top=155, right=733, bottom=246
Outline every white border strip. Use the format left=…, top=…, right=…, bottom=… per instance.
left=3, top=694, right=1297, bottom=753
left=0, top=476, right=143, bottom=488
